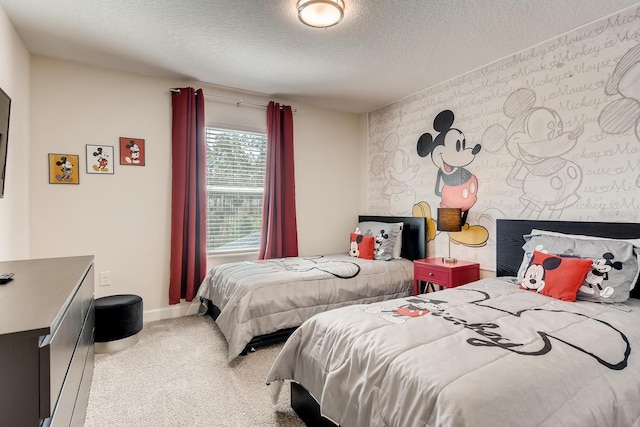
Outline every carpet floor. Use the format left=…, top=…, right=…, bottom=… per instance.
left=84, top=315, right=305, bottom=427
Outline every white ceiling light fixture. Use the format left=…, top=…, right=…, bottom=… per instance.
left=297, top=0, right=345, bottom=28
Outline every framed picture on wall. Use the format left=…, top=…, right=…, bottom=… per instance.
left=86, top=144, right=114, bottom=174
left=48, top=153, right=80, bottom=184
left=119, top=137, right=145, bottom=166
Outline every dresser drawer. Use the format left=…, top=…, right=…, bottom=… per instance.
left=70, top=331, right=95, bottom=427
left=43, top=302, right=94, bottom=427
left=39, top=265, right=94, bottom=418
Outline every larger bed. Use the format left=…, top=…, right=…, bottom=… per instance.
left=197, top=216, right=426, bottom=362
left=266, top=219, right=640, bottom=427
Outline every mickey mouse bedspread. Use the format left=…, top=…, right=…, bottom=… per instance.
left=267, top=277, right=640, bottom=427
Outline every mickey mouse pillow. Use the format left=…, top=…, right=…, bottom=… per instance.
left=356, top=221, right=403, bottom=260
left=520, top=251, right=592, bottom=302
left=349, top=231, right=374, bottom=260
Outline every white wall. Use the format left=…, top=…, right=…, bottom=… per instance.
left=0, top=6, right=30, bottom=261
left=29, top=57, right=363, bottom=320
left=290, top=103, right=365, bottom=257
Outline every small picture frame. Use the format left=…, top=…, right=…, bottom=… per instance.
left=49, top=153, right=80, bottom=184
left=86, top=144, right=114, bottom=174
left=119, top=137, right=145, bottom=166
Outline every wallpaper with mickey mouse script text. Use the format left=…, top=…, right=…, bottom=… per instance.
left=367, top=4, right=640, bottom=269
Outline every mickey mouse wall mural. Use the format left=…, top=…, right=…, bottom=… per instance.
left=481, top=88, right=583, bottom=220
left=598, top=44, right=640, bottom=190
left=370, top=133, right=420, bottom=216
left=599, top=43, right=640, bottom=144
left=414, top=110, right=489, bottom=248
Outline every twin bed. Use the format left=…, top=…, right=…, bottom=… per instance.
left=266, top=219, right=640, bottom=427
left=197, top=216, right=426, bottom=362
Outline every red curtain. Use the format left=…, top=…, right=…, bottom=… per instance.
left=169, top=88, right=207, bottom=304
left=259, top=101, right=299, bottom=259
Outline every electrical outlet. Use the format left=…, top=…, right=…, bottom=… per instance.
left=99, top=271, right=111, bottom=286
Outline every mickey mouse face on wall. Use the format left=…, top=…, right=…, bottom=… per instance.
left=600, top=44, right=640, bottom=143
left=417, top=110, right=481, bottom=172
left=482, top=88, right=583, bottom=160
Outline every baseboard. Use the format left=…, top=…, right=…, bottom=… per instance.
left=142, top=300, right=201, bottom=323
left=480, top=268, right=496, bottom=279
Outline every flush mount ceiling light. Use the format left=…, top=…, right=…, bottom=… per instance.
left=297, top=0, right=345, bottom=28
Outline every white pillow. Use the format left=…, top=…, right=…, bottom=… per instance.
left=392, top=225, right=403, bottom=259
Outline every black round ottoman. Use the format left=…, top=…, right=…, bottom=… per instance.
left=95, top=294, right=143, bottom=353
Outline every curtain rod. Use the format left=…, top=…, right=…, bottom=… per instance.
left=169, top=88, right=296, bottom=112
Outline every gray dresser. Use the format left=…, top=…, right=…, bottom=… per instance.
left=0, top=256, right=95, bottom=427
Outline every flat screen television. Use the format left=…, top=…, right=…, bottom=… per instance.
left=0, top=87, right=10, bottom=198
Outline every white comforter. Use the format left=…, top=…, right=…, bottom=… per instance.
left=267, top=277, right=640, bottom=427
left=196, top=254, right=413, bottom=362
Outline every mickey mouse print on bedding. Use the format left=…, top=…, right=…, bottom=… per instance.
left=267, top=278, right=640, bottom=427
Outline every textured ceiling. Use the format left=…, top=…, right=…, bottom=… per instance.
left=1, top=0, right=639, bottom=113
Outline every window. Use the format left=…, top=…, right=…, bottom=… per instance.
left=205, top=127, right=267, bottom=252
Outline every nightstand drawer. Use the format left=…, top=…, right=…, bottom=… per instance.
left=414, top=263, right=449, bottom=286
left=413, top=258, right=480, bottom=295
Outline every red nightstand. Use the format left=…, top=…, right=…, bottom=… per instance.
left=413, top=258, right=480, bottom=295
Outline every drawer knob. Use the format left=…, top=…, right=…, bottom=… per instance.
left=429, top=272, right=433, bottom=276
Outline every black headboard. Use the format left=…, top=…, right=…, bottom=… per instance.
left=358, top=216, right=426, bottom=261
left=496, top=219, right=640, bottom=298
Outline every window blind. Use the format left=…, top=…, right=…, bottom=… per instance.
left=205, top=127, right=267, bottom=252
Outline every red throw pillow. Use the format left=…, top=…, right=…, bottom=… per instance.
left=520, top=251, right=592, bottom=302
left=349, top=233, right=374, bottom=260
